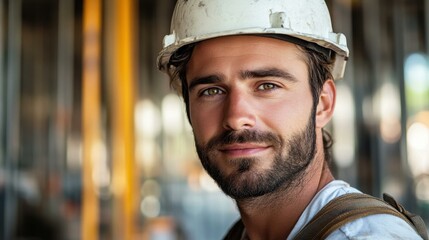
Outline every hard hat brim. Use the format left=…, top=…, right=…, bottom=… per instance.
left=157, top=27, right=349, bottom=80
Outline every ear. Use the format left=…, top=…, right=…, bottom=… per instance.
left=315, top=79, right=336, bottom=128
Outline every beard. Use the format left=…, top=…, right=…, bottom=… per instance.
left=195, top=109, right=316, bottom=200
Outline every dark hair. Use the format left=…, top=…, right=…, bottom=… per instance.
left=301, top=45, right=335, bottom=163
left=167, top=43, right=196, bottom=120
left=167, top=37, right=335, bottom=163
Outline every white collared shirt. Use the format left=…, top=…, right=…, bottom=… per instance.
left=287, top=180, right=424, bottom=240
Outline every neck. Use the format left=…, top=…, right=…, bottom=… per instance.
left=235, top=150, right=334, bottom=240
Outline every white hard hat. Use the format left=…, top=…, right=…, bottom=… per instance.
left=158, top=0, right=349, bottom=80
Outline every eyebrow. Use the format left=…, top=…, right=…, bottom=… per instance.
left=240, top=68, right=298, bottom=82
left=188, top=74, right=224, bottom=92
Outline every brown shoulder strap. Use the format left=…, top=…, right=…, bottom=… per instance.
left=293, top=193, right=428, bottom=240
left=382, top=193, right=429, bottom=240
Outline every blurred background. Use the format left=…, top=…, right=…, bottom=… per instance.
left=0, top=0, right=428, bottom=239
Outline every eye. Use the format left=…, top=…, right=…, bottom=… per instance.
left=201, top=87, right=224, bottom=96
left=257, top=83, right=278, bottom=91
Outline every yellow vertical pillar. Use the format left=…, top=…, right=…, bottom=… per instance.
left=111, top=0, right=137, bottom=239
left=82, top=0, right=101, bottom=239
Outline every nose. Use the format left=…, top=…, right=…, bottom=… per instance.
left=222, top=90, right=256, bottom=131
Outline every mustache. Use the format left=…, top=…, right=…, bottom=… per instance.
left=205, top=129, right=282, bottom=150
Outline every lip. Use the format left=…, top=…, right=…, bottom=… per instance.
left=219, top=143, right=270, bottom=157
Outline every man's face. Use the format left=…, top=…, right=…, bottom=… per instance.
left=186, top=36, right=316, bottom=199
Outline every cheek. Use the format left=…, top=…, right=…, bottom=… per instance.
left=189, top=103, right=222, bottom=145
left=260, top=98, right=313, bottom=133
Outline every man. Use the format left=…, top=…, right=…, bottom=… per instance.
left=157, top=0, right=426, bottom=239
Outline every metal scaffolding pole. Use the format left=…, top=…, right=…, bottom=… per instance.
left=82, top=0, right=101, bottom=239
left=4, top=0, right=22, bottom=239
left=110, top=0, right=137, bottom=238
left=53, top=0, right=75, bottom=182
left=0, top=0, right=4, bottom=164
left=426, top=0, right=429, bottom=55
left=0, top=0, right=4, bottom=237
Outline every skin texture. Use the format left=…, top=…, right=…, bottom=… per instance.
left=186, top=35, right=336, bottom=239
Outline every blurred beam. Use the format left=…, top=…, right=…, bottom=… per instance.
left=0, top=1, right=3, bottom=161
left=82, top=0, right=101, bottom=239
left=330, top=0, right=358, bottom=187
left=110, top=0, right=137, bottom=238
left=393, top=0, right=418, bottom=211
left=426, top=0, right=429, bottom=54
left=4, top=0, right=22, bottom=239
left=361, top=0, right=382, bottom=196
left=54, top=0, right=74, bottom=174
left=48, top=0, right=75, bottom=225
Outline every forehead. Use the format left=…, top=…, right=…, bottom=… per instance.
left=191, top=35, right=304, bottom=58
left=186, top=35, right=308, bottom=82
